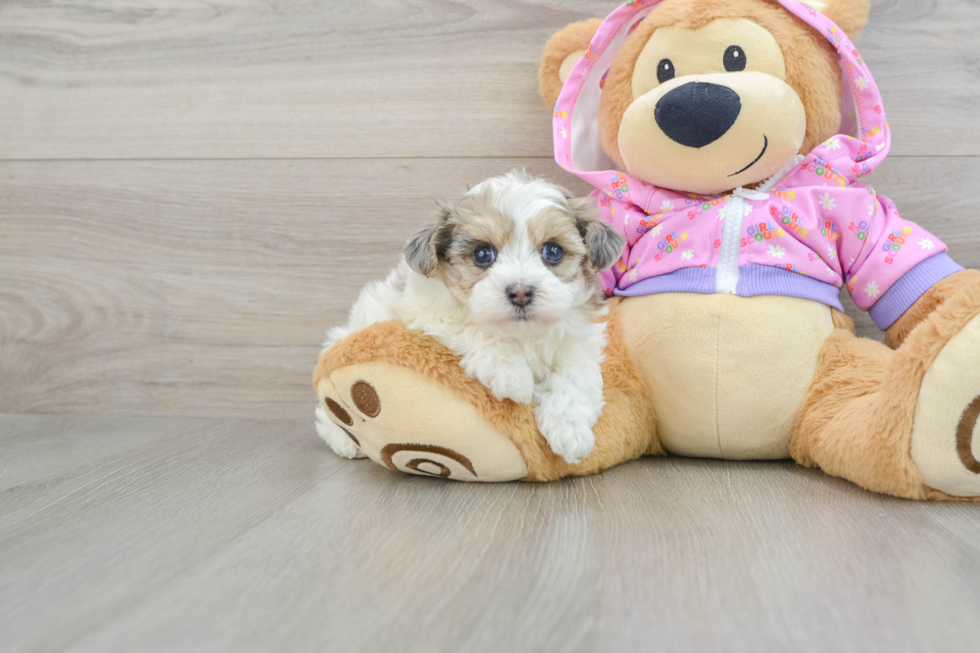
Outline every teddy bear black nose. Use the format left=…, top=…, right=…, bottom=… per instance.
left=655, top=82, right=742, bottom=148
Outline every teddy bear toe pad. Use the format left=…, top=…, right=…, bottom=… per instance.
left=316, top=361, right=528, bottom=482
left=912, top=314, right=980, bottom=497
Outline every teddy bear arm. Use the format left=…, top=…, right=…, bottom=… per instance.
left=884, top=269, right=980, bottom=349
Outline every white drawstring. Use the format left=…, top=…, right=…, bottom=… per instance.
left=756, top=153, right=806, bottom=193
left=733, top=186, right=770, bottom=201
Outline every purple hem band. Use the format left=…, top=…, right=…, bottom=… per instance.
left=736, top=264, right=844, bottom=312
left=613, top=258, right=962, bottom=324
left=868, top=253, right=962, bottom=330
left=614, top=264, right=844, bottom=310
left=614, top=266, right=716, bottom=297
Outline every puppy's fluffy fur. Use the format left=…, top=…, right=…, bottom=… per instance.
left=316, top=170, right=625, bottom=464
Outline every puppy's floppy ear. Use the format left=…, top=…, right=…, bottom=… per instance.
left=405, top=208, right=453, bottom=276
left=809, top=0, right=870, bottom=39
left=539, top=19, right=603, bottom=108
left=584, top=220, right=626, bottom=271
left=570, top=197, right=625, bottom=271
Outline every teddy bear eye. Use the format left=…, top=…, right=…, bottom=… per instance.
left=656, top=59, right=675, bottom=84
left=724, top=45, right=747, bottom=72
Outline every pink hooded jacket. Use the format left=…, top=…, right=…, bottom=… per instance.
left=553, top=0, right=961, bottom=329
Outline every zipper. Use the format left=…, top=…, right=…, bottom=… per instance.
left=715, top=192, right=745, bottom=295
left=715, top=155, right=805, bottom=295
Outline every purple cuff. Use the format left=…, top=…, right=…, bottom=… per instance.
left=868, top=253, right=963, bottom=330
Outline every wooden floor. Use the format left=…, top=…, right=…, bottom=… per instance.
left=3, top=413, right=980, bottom=653
left=2, top=0, right=980, bottom=651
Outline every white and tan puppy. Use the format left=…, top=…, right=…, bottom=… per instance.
left=316, top=170, right=625, bottom=464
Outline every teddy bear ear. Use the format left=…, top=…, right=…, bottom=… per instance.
left=538, top=18, right=603, bottom=108
left=807, top=0, right=871, bottom=39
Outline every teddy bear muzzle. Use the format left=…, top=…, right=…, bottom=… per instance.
left=618, top=71, right=806, bottom=195
left=654, top=81, right=742, bottom=148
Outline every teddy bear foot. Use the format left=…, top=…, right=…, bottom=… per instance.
left=315, top=402, right=366, bottom=459
left=315, top=360, right=529, bottom=482
left=911, top=313, right=980, bottom=497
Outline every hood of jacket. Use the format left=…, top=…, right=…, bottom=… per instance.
left=551, top=1, right=962, bottom=331
left=553, top=0, right=890, bottom=210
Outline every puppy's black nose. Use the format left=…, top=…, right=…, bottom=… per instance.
left=655, top=82, right=741, bottom=148
left=506, top=284, right=535, bottom=307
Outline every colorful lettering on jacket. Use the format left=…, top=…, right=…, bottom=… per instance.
left=553, top=0, right=961, bottom=328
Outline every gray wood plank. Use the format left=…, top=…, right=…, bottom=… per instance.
left=1, top=414, right=979, bottom=653
left=0, top=414, right=341, bottom=653
left=0, top=0, right=977, bottom=160
left=2, top=157, right=978, bottom=418
left=0, top=158, right=571, bottom=419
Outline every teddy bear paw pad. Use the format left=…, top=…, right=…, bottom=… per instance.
left=911, top=314, right=980, bottom=497
left=315, top=400, right=366, bottom=459
left=349, top=380, right=381, bottom=417
left=316, top=361, right=528, bottom=482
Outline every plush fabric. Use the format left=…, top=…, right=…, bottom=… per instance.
left=538, top=19, right=603, bottom=109
left=884, top=269, right=980, bottom=348
left=315, top=271, right=980, bottom=498
left=791, top=271, right=980, bottom=500
left=913, top=314, right=980, bottom=496
left=810, top=0, right=870, bottom=39
left=618, top=293, right=833, bottom=459
left=314, top=0, right=980, bottom=500
left=587, top=0, right=843, bottom=172
left=315, top=300, right=661, bottom=482
left=550, top=0, right=962, bottom=325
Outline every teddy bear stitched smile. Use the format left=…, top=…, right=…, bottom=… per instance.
left=612, top=16, right=808, bottom=195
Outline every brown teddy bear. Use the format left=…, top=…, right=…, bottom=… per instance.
left=314, top=0, right=980, bottom=500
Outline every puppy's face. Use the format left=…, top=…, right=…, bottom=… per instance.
left=405, top=173, right=623, bottom=333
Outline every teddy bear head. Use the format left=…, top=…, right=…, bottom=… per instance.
left=540, top=0, right=870, bottom=195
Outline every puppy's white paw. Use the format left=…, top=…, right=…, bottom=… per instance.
left=315, top=404, right=365, bottom=459
left=479, top=362, right=535, bottom=404
left=534, top=398, right=597, bottom=464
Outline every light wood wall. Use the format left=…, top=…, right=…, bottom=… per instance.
left=2, top=0, right=978, bottom=419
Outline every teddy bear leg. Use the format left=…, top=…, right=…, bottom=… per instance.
left=789, top=327, right=923, bottom=498
left=791, top=279, right=980, bottom=500
left=899, top=274, right=980, bottom=498
left=315, top=360, right=530, bottom=482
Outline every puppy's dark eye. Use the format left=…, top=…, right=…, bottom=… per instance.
left=541, top=242, right=565, bottom=265
left=657, top=59, right=675, bottom=84
left=472, top=244, right=496, bottom=268
left=724, top=45, right=746, bottom=72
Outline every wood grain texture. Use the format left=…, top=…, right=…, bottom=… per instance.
left=3, top=2, right=980, bottom=651
left=3, top=157, right=980, bottom=418
left=0, top=158, right=571, bottom=418
left=0, top=0, right=978, bottom=160
left=1, top=414, right=979, bottom=653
